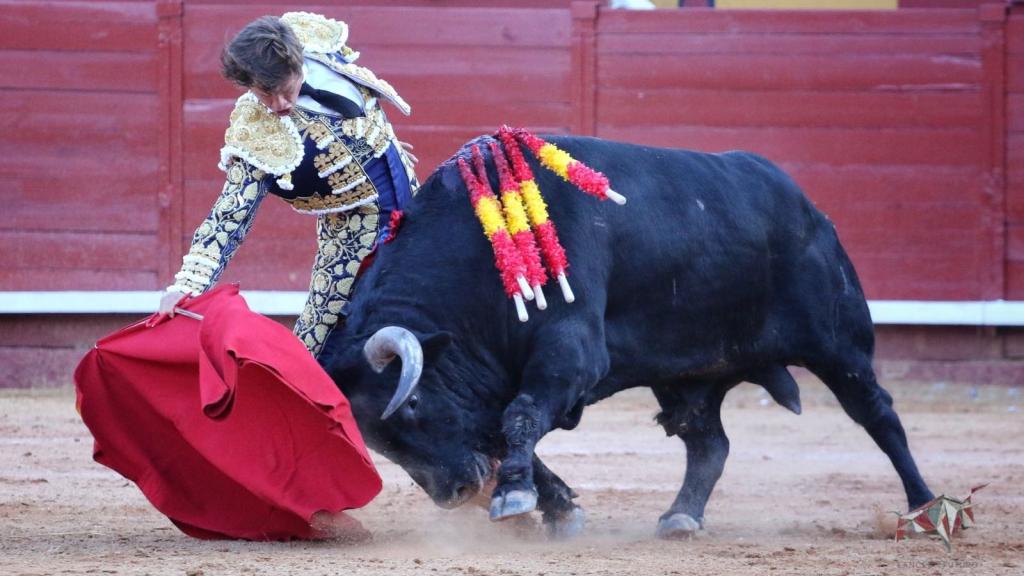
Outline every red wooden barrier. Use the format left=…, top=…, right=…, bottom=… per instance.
left=0, top=0, right=162, bottom=290
left=0, top=0, right=1019, bottom=300
left=593, top=6, right=1006, bottom=300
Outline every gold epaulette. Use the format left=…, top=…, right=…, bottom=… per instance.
left=281, top=12, right=410, bottom=116
left=219, top=92, right=304, bottom=188
left=305, top=53, right=411, bottom=117
left=281, top=12, right=348, bottom=54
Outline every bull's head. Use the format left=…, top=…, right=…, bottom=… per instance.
left=331, top=326, right=503, bottom=509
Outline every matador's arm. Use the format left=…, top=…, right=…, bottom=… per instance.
left=167, top=161, right=270, bottom=295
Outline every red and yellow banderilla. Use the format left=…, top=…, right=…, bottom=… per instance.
left=508, top=128, right=627, bottom=206
left=497, top=127, right=575, bottom=303
left=488, top=140, right=549, bottom=310
left=457, top=145, right=534, bottom=322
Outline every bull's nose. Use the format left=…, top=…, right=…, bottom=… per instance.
left=437, top=482, right=478, bottom=509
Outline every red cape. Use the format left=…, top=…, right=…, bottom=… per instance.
left=74, top=285, right=381, bottom=540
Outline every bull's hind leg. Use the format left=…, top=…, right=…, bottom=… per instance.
left=652, top=382, right=731, bottom=539
left=808, top=354, right=934, bottom=509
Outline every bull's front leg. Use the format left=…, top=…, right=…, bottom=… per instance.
left=490, top=393, right=547, bottom=520
left=491, top=401, right=587, bottom=537
left=491, top=323, right=606, bottom=526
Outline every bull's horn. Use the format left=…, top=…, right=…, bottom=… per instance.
left=363, top=326, right=424, bottom=420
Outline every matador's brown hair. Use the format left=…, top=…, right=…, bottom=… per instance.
left=221, top=16, right=303, bottom=93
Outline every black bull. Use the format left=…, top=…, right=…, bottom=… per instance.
left=321, top=135, right=934, bottom=538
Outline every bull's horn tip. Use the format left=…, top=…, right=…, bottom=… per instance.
left=606, top=189, right=627, bottom=205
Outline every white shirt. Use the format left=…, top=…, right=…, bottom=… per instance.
left=297, top=57, right=365, bottom=116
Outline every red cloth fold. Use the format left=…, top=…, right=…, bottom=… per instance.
left=74, top=284, right=381, bottom=541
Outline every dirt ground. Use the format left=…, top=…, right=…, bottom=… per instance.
left=1, top=377, right=1021, bottom=576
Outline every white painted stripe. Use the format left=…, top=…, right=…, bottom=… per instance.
left=0, top=292, right=1023, bottom=325
left=867, top=300, right=1024, bottom=326
left=0, top=291, right=308, bottom=316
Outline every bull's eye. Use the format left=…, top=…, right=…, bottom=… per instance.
left=407, top=394, right=419, bottom=411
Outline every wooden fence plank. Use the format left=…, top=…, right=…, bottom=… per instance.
left=784, top=164, right=981, bottom=206
left=2, top=91, right=159, bottom=148
left=184, top=44, right=572, bottom=100
left=1009, top=94, right=1024, bottom=132
left=182, top=4, right=570, bottom=50
left=0, top=50, right=159, bottom=92
left=598, top=53, right=981, bottom=91
left=597, top=8, right=979, bottom=35
left=0, top=175, right=158, bottom=233
left=1008, top=134, right=1024, bottom=222
left=598, top=33, right=981, bottom=55
left=598, top=89, right=982, bottom=129
left=1008, top=263, right=1024, bottom=300
left=1008, top=14, right=1024, bottom=54
left=0, top=0, right=158, bottom=51
left=595, top=125, right=983, bottom=167
left=0, top=231, right=158, bottom=272
left=1009, top=55, right=1024, bottom=92
left=0, top=348, right=91, bottom=389
left=853, top=253, right=982, bottom=300
left=1008, top=224, right=1024, bottom=261
left=0, top=316, right=131, bottom=347
left=0, top=270, right=158, bottom=291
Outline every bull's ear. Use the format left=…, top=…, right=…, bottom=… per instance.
left=420, top=331, right=453, bottom=366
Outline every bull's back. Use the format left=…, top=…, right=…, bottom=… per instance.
left=543, top=138, right=846, bottom=390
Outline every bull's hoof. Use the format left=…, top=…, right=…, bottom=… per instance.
left=656, top=513, right=703, bottom=540
left=489, top=489, right=538, bottom=521
left=545, top=506, right=586, bottom=539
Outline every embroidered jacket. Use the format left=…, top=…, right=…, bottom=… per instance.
left=170, top=12, right=416, bottom=297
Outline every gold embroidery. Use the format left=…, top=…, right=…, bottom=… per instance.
left=227, top=162, right=247, bottom=184
left=340, top=98, right=392, bottom=158
left=221, top=92, right=303, bottom=176
left=294, top=202, right=381, bottom=357
left=340, top=180, right=377, bottom=206
left=313, top=140, right=354, bottom=177
left=288, top=177, right=378, bottom=214
left=305, top=121, right=335, bottom=149
left=171, top=162, right=268, bottom=295
left=281, top=12, right=348, bottom=54
left=327, top=163, right=364, bottom=193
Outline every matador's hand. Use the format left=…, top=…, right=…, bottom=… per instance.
left=158, top=289, right=188, bottom=318
left=399, top=141, right=418, bottom=165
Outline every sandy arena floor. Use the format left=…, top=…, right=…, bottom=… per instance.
left=1, top=378, right=1021, bottom=575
